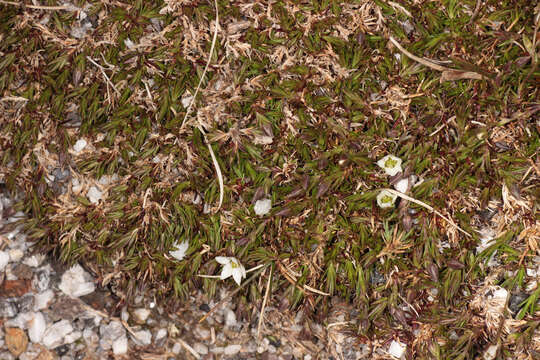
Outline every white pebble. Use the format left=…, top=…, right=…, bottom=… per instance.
left=59, top=264, right=95, bottom=297
left=0, top=251, right=9, bottom=271
left=132, top=330, right=152, bottom=346
left=73, top=139, right=87, bottom=153
left=9, top=248, right=24, bottom=263
left=87, top=186, right=103, bottom=204
left=132, top=308, right=151, bottom=323
left=181, top=95, right=194, bottom=108
left=113, top=335, right=128, bottom=355
left=34, top=290, right=54, bottom=311
left=388, top=340, right=406, bottom=359
left=154, top=328, right=167, bottom=341
left=172, top=342, right=182, bottom=354
left=224, top=344, right=242, bottom=356
left=224, top=309, right=237, bottom=327
left=254, top=198, right=272, bottom=216
left=64, top=330, right=82, bottom=344
left=42, top=320, right=74, bottom=348
left=23, top=254, right=45, bottom=267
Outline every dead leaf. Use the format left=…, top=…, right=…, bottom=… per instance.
left=440, top=70, right=484, bottom=82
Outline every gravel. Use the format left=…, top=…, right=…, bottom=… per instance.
left=0, top=189, right=369, bottom=359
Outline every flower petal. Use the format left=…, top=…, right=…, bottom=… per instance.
left=216, top=256, right=230, bottom=265
left=394, top=178, right=409, bottom=193
left=376, top=190, right=397, bottom=208
left=232, top=269, right=242, bottom=285
left=220, top=263, right=233, bottom=280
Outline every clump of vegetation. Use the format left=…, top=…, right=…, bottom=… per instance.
left=0, top=0, right=538, bottom=357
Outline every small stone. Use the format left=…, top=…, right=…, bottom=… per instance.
left=28, top=312, right=47, bottom=343
left=388, top=340, right=406, bottom=359
left=86, top=186, right=103, bottom=204
left=224, top=309, right=237, bottom=327
left=131, top=330, right=152, bottom=346
left=199, top=303, right=210, bottom=312
left=0, top=250, right=9, bottom=271
left=112, top=335, right=128, bottom=355
left=12, top=264, right=33, bottom=280
left=254, top=198, right=272, bottom=216
left=172, top=342, right=182, bottom=354
left=8, top=248, right=24, bottom=262
left=6, top=327, right=29, bottom=356
left=224, top=344, right=242, bottom=356
left=132, top=308, right=151, bottom=324
left=73, top=139, right=87, bottom=153
left=5, top=312, right=33, bottom=329
left=64, top=330, right=82, bottom=343
left=155, top=328, right=167, bottom=341
left=34, top=349, right=55, bottom=360
left=509, top=292, right=528, bottom=315
left=17, top=294, right=35, bottom=313
left=1, top=279, right=32, bottom=297
left=194, top=325, right=211, bottom=340
left=0, top=298, right=19, bottom=318
left=34, top=290, right=55, bottom=311
left=54, top=344, right=70, bottom=356
left=194, top=343, right=208, bottom=355
left=33, top=268, right=51, bottom=292
left=100, top=321, right=125, bottom=342
left=59, top=264, right=95, bottom=297
left=23, top=254, right=45, bottom=267
left=42, top=320, right=74, bottom=348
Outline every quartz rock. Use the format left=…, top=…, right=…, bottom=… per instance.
left=34, top=290, right=54, bottom=311
left=28, top=312, right=47, bottom=343
left=112, top=335, right=128, bottom=355
left=131, top=330, right=152, bottom=346
left=132, top=308, right=151, bottom=324
left=42, top=320, right=74, bottom=348
left=58, top=264, right=95, bottom=298
left=0, top=250, right=9, bottom=271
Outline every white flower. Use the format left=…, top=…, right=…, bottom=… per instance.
left=377, top=155, right=403, bottom=176
left=394, top=178, right=409, bottom=193
left=169, top=240, right=189, bottom=261
left=377, top=189, right=397, bottom=208
left=216, top=256, right=246, bottom=285
left=254, top=198, right=272, bottom=216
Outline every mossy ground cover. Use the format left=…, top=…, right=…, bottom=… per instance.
left=0, top=0, right=539, bottom=358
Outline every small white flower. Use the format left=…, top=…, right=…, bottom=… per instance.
left=254, top=198, right=272, bottom=216
left=377, top=155, right=403, bottom=176
left=394, top=178, right=409, bottom=193
left=377, top=189, right=397, bottom=208
left=216, top=256, right=246, bottom=285
left=169, top=240, right=189, bottom=261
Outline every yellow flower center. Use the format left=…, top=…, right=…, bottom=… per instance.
left=385, top=158, right=397, bottom=168
left=231, top=261, right=239, bottom=269
left=381, top=195, right=393, bottom=203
